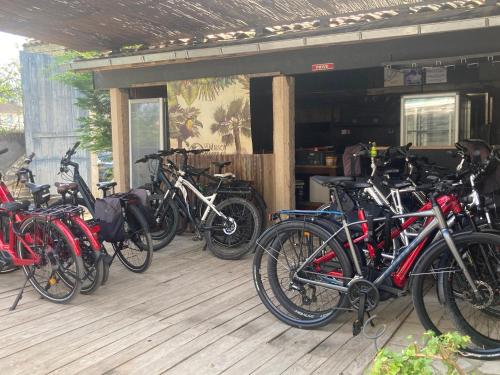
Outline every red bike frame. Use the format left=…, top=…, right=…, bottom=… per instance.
left=0, top=180, right=82, bottom=267
left=313, top=194, right=463, bottom=288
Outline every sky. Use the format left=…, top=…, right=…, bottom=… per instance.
left=0, top=32, right=27, bottom=65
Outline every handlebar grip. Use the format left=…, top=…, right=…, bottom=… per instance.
left=69, top=141, right=80, bottom=156
left=0, top=148, right=8, bottom=155
left=135, top=157, right=147, bottom=164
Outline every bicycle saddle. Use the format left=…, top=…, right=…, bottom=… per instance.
left=186, top=166, right=210, bottom=176
left=383, top=180, right=413, bottom=189
left=311, top=176, right=354, bottom=186
left=211, top=161, right=231, bottom=168
left=0, top=201, right=30, bottom=213
left=25, top=182, right=50, bottom=193
left=55, top=182, right=78, bottom=194
left=214, top=173, right=236, bottom=180
left=97, top=181, right=117, bottom=190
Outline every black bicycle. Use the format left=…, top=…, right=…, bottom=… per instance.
left=137, top=148, right=262, bottom=259
left=51, top=142, right=153, bottom=273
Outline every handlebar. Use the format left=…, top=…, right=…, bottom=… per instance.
left=0, top=148, right=8, bottom=156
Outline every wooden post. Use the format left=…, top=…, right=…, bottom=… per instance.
left=90, top=151, right=100, bottom=197
left=110, top=88, right=130, bottom=191
left=272, top=75, right=295, bottom=211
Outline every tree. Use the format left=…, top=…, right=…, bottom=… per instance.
left=168, top=104, right=203, bottom=148
left=210, top=98, right=251, bottom=154
left=0, top=62, right=22, bottom=105
left=51, top=51, right=112, bottom=153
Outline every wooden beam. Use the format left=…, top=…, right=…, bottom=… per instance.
left=110, top=88, right=130, bottom=191
left=272, top=75, right=295, bottom=211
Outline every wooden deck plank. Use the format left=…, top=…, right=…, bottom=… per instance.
left=0, top=236, right=434, bottom=375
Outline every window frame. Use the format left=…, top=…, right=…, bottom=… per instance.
left=400, top=92, right=460, bottom=148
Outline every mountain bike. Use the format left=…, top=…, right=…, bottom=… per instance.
left=141, top=148, right=262, bottom=259
left=0, top=148, right=84, bottom=309
left=51, top=142, right=153, bottom=273
left=253, top=176, right=500, bottom=359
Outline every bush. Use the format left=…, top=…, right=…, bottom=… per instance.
left=369, top=331, right=470, bottom=375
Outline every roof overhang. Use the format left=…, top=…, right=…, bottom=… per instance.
left=72, top=13, right=500, bottom=72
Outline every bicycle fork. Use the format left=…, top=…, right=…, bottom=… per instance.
left=432, top=202, right=481, bottom=297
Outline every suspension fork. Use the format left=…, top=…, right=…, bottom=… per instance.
left=432, top=200, right=480, bottom=296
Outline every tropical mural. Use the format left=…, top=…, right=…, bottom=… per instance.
left=167, top=76, right=253, bottom=154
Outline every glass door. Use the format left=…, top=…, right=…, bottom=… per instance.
left=129, top=98, right=165, bottom=188
left=401, top=93, right=459, bottom=147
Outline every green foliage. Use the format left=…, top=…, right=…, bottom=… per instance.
left=369, top=331, right=470, bottom=375
left=0, top=62, right=22, bottom=105
left=51, top=51, right=112, bottom=153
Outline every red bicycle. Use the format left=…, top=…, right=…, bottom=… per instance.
left=0, top=148, right=84, bottom=309
left=253, top=178, right=500, bottom=359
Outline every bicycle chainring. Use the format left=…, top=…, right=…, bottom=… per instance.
left=347, top=279, right=380, bottom=312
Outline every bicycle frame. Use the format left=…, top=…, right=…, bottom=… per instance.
left=172, top=172, right=228, bottom=223
left=0, top=180, right=82, bottom=266
left=292, top=200, right=479, bottom=297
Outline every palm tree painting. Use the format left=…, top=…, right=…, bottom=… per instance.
left=210, top=98, right=251, bottom=154
left=168, top=104, right=203, bottom=148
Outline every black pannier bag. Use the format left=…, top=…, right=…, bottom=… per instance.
left=343, top=143, right=370, bottom=177
left=456, top=139, right=500, bottom=194
left=456, top=139, right=491, bottom=164
left=129, top=188, right=154, bottom=227
left=94, top=197, right=125, bottom=242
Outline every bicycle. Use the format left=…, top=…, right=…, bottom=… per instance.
left=51, top=142, right=153, bottom=273
left=0, top=148, right=84, bottom=309
left=142, top=148, right=262, bottom=259
left=13, top=151, right=106, bottom=293
left=253, top=176, right=500, bottom=359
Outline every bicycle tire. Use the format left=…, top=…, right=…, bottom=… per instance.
left=17, top=217, right=83, bottom=303
left=114, top=204, right=153, bottom=273
left=205, top=197, right=261, bottom=260
left=151, top=198, right=179, bottom=251
left=253, top=220, right=352, bottom=329
left=412, top=231, right=500, bottom=359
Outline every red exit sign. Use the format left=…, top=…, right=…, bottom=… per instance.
left=312, top=62, right=334, bottom=72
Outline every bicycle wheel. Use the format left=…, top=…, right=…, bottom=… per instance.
left=17, top=217, right=83, bottom=303
left=151, top=198, right=179, bottom=251
left=71, top=223, right=103, bottom=295
left=205, top=197, right=261, bottom=260
left=114, top=204, right=153, bottom=273
left=412, top=232, right=500, bottom=359
left=253, top=220, right=353, bottom=329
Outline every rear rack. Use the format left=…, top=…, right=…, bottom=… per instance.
left=29, top=204, right=83, bottom=220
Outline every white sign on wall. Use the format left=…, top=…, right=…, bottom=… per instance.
left=425, top=67, right=447, bottom=84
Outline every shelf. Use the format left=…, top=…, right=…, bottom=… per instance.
left=295, top=165, right=338, bottom=176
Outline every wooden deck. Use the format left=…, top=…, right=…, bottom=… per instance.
left=0, top=236, right=417, bottom=375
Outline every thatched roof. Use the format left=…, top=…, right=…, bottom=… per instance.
left=0, top=0, right=430, bottom=51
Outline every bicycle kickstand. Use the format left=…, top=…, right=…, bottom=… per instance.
left=10, top=268, right=35, bottom=311
left=353, top=292, right=367, bottom=336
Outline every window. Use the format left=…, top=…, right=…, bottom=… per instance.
left=129, top=98, right=165, bottom=188
left=401, top=93, right=459, bottom=147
